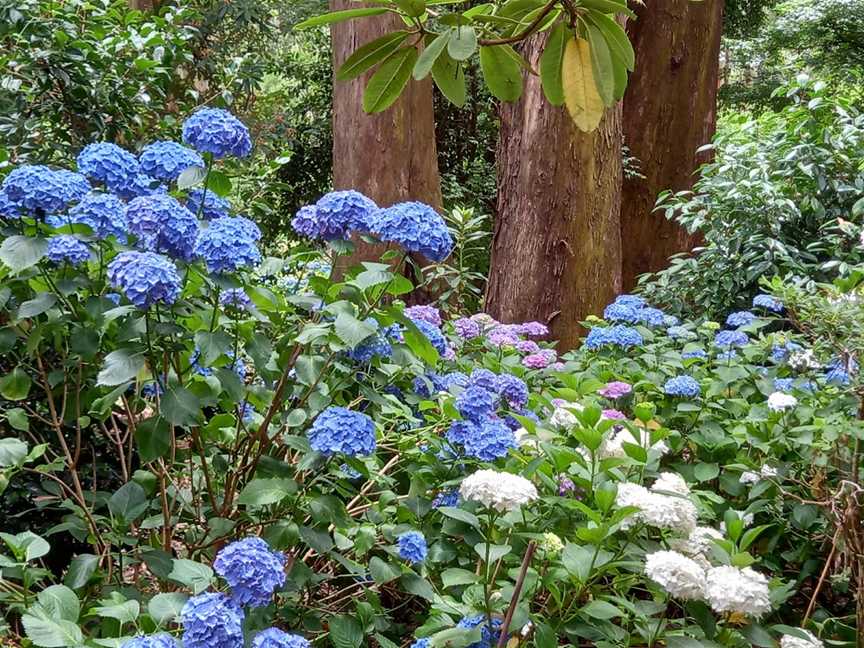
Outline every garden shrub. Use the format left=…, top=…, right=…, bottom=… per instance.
left=0, top=109, right=860, bottom=647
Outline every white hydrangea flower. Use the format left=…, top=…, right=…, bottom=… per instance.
left=768, top=392, right=798, bottom=412
left=615, top=482, right=697, bottom=535
left=789, top=349, right=820, bottom=370
left=705, top=565, right=771, bottom=617
left=670, top=526, right=724, bottom=561
left=513, top=427, right=538, bottom=451
left=538, top=532, right=564, bottom=557
left=651, top=472, right=690, bottom=495
left=550, top=402, right=583, bottom=428
left=586, top=428, right=669, bottom=461
left=780, top=629, right=823, bottom=648
left=760, top=464, right=778, bottom=479
left=644, top=550, right=706, bottom=600
left=740, top=471, right=761, bottom=485
left=459, top=469, right=538, bottom=512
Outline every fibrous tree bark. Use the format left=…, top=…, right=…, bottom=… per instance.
left=329, top=1, right=442, bottom=274
left=485, top=34, right=623, bottom=351
left=620, top=0, right=725, bottom=289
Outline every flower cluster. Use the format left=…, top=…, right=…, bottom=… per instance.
left=54, top=192, right=128, bottom=240
left=584, top=325, right=643, bottom=350
left=107, top=251, right=181, bottom=308
left=180, top=592, right=244, bottom=648
left=615, top=476, right=697, bottom=535
left=2, top=165, right=90, bottom=213
left=139, top=141, right=204, bottom=181
left=46, top=235, right=90, bottom=266
left=459, top=469, right=537, bottom=512
left=726, top=310, right=757, bottom=328
left=291, top=190, right=377, bottom=240
left=195, top=216, right=262, bottom=273
left=121, top=634, right=179, bottom=648
left=77, top=143, right=141, bottom=194
left=182, top=108, right=252, bottom=158
left=370, top=201, right=454, bottom=262
left=397, top=531, right=428, bottom=564
left=187, top=188, right=232, bottom=220
left=664, top=375, right=700, bottom=398
left=644, top=550, right=706, bottom=600
left=251, top=629, right=311, bottom=648
left=126, top=194, right=199, bottom=260
left=307, top=407, right=376, bottom=457
left=213, top=537, right=286, bottom=607
left=753, top=293, right=783, bottom=312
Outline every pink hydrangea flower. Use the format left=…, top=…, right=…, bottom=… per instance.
left=602, top=408, right=627, bottom=420
left=598, top=381, right=632, bottom=399
left=515, top=340, right=541, bottom=354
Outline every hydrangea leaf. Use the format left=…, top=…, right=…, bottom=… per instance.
left=0, top=235, right=47, bottom=273
left=97, top=349, right=145, bottom=387
left=147, top=592, right=189, bottom=626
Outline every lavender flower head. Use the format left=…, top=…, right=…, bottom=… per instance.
left=220, top=288, right=252, bottom=311
left=251, top=629, right=311, bottom=648
left=120, top=634, right=179, bottom=648
left=404, top=304, right=442, bottom=327
left=518, top=321, right=549, bottom=337
left=452, top=317, right=482, bottom=340
left=46, top=235, right=90, bottom=266
left=522, top=349, right=557, bottom=369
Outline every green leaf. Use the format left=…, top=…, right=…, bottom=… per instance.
left=0, top=438, right=28, bottom=468
left=414, top=32, right=450, bottom=80
left=162, top=386, right=202, bottom=427
left=329, top=614, right=363, bottom=648
left=395, top=0, right=426, bottom=17
left=205, top=171, right=232, bottom=198
left=585, top=11, right=634, bottom=70
left=108, top=481, right=148, bottom=525
left=473, top=542, right=511, bottom=563
left=38, top=585, right=80, bottom=622
left=1, top=531, right=50, bottom=561
left=177, top=166, right=206, bottom=190
left=338, top=31, right=409, bottom=81
left=0, top=367, right=30, bottom=401
left=294, top=7, right=389, bottom=29
left=363, top=46, right=419, bottom=113
left=17, top=292, right=57, bottom=319
left=148, top=592, right=189, bottom=626
left=334, top=312, right=378, bottom=348
left=586, top=24, right=615, bottom=106
left=21, top=611, right=83, bottom=648
left=97, top=350, right=145, bottom=387
left=0, top=235, right=47, bottom=272
left=436, top=506, right=480, bottom=529
left=852, top=195, right=864, bottom=218
left=580, top=0, right=636, bottom=18
left=94, top=595, right=139, bottom=625
left=579, top=599, right=625, bottom=620
left=441, top=567, right=477, bottom=588
left=237, top=478, right=298, bottom=507
left=693, top=462, right=719, bottom=482
left=369, top=556, right=401, bottom=584
left=135, top=416, right=172, bottom=463
left=400, top=573, right=436, bottom=600
left=168, top=559, right=214, bottom=594
left=431, top=51, right=466, bottom=107
left=561, top=543, right=594, bottom=582
left=64, top=554, right=100, bottom=590
left=540, top=21, right=568, bottom=106
left=300, top=526, right=334, bottom=553
left=194, top=331, right=233, bottom=365
left=447, top=26, right=477, bottom=61
left=479, top=45, right=523, bottom=101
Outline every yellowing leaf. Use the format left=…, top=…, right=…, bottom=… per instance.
left=562, top=37, right=604, bottom=132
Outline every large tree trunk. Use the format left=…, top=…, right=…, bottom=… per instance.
left=330, top=1, right=442, bottom=275
left=619, top=0, right=725, bottom=289
left=485, top=35, right=623, bottom=351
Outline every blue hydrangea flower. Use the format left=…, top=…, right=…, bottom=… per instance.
left=613, top=294, right=646, bottom=309
left=107, top=251, right=181, bottom=309
left=753, top=294, right=783, bottom=312
left=503, top=407, right=538, bottom=431
left=77, top=143, right=141, bottom=193
left=410, top=639, right=431, bottom=648
left=347, top=322, right=393, bottom=363
left=186, top=188, right=232, bottom=220
left=251, top=628, right=311, bottom=648
left=774, top=378, right=795, bottom=392
left=667, top=326, right=695, bottom=340
left=825, top=357, right=856, bottom=385
left=369, top=201, right=453, bottom=262
left=726, top=311, right=757, bottom=328
left=115, top=173, right=165, bottom=201
left=139, top=141, right=204, bottom=181
left=584, top=325, right=643, bottom=350
left=2, top=165, right=88, bottom=213
left=432, top=489, right=460, bottom=508
left=469, top=368, right=498, bottom=393
left=714, top=330, right=749, bottom=348
left=405, top=304, right=442, bottom=327
left=195, top=217, right=262, bottom=273
left=410, top=317, right=449, bottom=356
left=46, top=235, right=90, bottom=266
left=307, top=406, right=376, bottom=457
left=436, top=372, right=469, bottom=391
left=180, top=592, right=244, bottom=648
left=0, top=189, right=22, bottom=219
left=413, top=373, right=440, bottom=398
left=318, top=190, right=377, bottom=233
left=220, top=288, right=252, bottom=310
left=213, top=537, right=286, bottom=607
left=120, top=634, right=179, bottom=648
left=603, top=302, right=639, bottom=323
left=664, top=375, right=700, bottom=398
left=397, top=531, right=428, bottom=564
left=51, top=192, right=128, bottom=240
left=456, top=615, right=504, bottom=648
left=126, top=195, right=198, bottom=260
left=637, top=307, right=666, bottom=327
left=495, top=374, right=528, bottom=408
left=682, top=348, right=707, bottom=360
left=182, top=108, right=252, bottom=158
left=771, top=340, right=802, bottom=362
left=456, top=386, right=498, bottom=423
left=446, top=420, right=478, bottom=446
left=463, top=418, right=516, bottom=461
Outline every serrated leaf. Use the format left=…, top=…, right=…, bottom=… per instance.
left=540, top=22, right=568, bottom=106
left=0, top=235, right=47, bottom=272
left=562, top=37, right=604, bottom=132
left=21, top=612, right=83, bottom=648
left=479, top=44, right=523, bottom=102
left=363, top=46, right=418, bottom=113
left=338, top=31, right=409, bottom=81
left=17, top=292, right=57, bottom=319
left=334, top=312, right=377, bottom=348
left=579, top=599, right=624, bottom=620
left=369, top=556, right=401, bottom=584
left=64, top=554, right=100, bottom=589
left=329, top=614, right=363, bottom=648
left=108, top=481, right=148, bottom=524
left=161, top=386, right=202, bottom=427
left=205, top=171, right=232, bottom=197
left=97, top=350, right=145, bottom=386
left=168, top=559, right=214, bottom=594
left=147, top=592, right=188, bottom=626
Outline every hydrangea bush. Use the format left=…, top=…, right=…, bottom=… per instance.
left=0, top=110, right=860, bottom=647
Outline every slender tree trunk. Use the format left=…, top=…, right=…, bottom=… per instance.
left=330, top=1, right=442, bottom=275
left=619, top=0, right=725, bottom=289
left=485, top=35, right=623, bottom=351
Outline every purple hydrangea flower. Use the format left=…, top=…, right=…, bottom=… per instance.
left=139, top=141, right=204, bottom=181
left=397, top=531, right=428, bottom=564
left=107, top=251, right=181, bottom=309
left=452, top=317, right=482, bottom=340
left=469, top=368, right=498, bottom=392
left=602, top=408, right=626, bottom=420
left=369, top=201, right=453, bottom=262
left=404, top=304, right=442, bottom=327
left=487, top=328, right=520, bottom=348
left=518, top=321, right=549, bottom=337
left=220, top=288, right=252, bottom=310
left=558, top=476, right=576, bottom=496
left=495, top=374, right=529, bottom=408
left=307, top=407, right=376, bottom=457
left=514, top=339, right=540, bottom=354
left=182, top=108, right=252, bottom=158
left=46, top=235, right=90, bottom=266
left=180, top=592, right=244, bottom=648
left=214, top=537, right=286, bottom=607
left=597, top=381, right=631, bottom=399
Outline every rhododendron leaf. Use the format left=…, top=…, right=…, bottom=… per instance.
left=363, top=46, right=418, bottom=114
